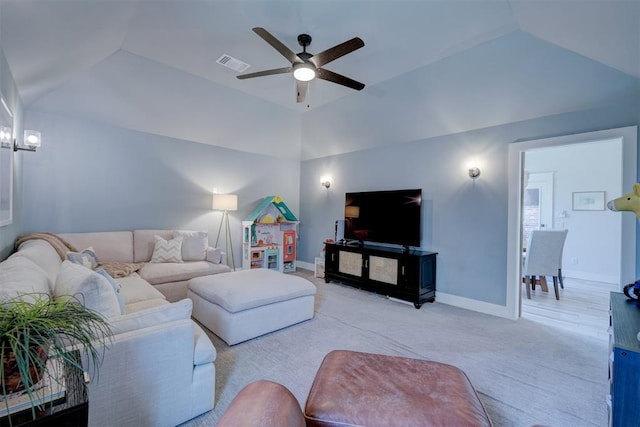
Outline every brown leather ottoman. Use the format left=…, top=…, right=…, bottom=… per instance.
left=304, top=350, right=493, bottom=427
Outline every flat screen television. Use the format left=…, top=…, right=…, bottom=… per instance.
left=344, top=189, right=422, bottom=248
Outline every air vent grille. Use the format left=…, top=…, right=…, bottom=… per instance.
left=216, top=54, right=250, bottom=72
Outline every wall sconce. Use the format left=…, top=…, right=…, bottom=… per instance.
left=467, top=161, right=480, bottom=179
left=321, top=176, right=331, bottom=189
left=14, top=130, right=42, bottom=152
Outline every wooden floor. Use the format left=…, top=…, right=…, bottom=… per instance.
left=521, top=277, right=619, bottom=340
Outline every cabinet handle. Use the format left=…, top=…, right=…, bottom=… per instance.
left=401, top=266, right=405, bottom=276
left=364, top=260, right=368, bottom=268
left=331, top=254, right=335, bottom=262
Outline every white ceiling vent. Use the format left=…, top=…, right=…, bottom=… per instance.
left=216, top=54, right=250, bottom=73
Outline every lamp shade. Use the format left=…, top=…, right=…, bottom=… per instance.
left=212, top=194, right=238, bottom=211
left=345, top=206, right=360, bottom=218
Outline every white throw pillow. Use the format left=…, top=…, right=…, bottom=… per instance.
left=150, top=235, right=183, bottom=263
left=205, top=247, right=223, bottom=264
left=108, top=298, right=192, bottom=334
left=54, top=260, right=121, bottom=319
left=0, top=256, right=51, bottom=304
left=173, top=230, right=208, bottom=261
left=66, top=246, right=99, bottom=269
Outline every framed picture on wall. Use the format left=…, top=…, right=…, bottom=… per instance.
left=572, top=191, right=605, bottom=211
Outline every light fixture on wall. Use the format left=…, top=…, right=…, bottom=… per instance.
left=467, top=161, right=480, bottom=179
left=321, top=176, right=331, bottom=189
left=14, top=130, right=42, bottom=152
left=212, top=193, right=238, bottom=271
left=468, top=167, right=480, bottom=179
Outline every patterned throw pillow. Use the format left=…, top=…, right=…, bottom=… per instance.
left=66, top=247, right=99, bottom=269
left=150, top=235, right=183, bottom=263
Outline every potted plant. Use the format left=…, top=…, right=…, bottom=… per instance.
left=0, top=293, right=112, bottom=422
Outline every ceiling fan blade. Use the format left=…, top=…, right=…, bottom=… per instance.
left=310, top=37, right=364, bottom=68
left=252, top=27, right=303, bottom=64
left=296, top=80, right=308, bottom=103
left=236, top=67, right=292, bottom=79
left=316, top=68, right=365, bottom=91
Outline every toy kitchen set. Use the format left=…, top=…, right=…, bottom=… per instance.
left=242, top=196, right=298, bottom=273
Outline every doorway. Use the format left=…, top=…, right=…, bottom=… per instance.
left=506, top=126, right=637, bottom=320
left=520, top=143, right=622, bottom=332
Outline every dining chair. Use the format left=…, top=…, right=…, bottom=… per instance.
left=523, top=229, right=568, bottom=300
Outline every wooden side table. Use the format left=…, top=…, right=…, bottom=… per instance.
left=0, top=358, right=88, bottom=427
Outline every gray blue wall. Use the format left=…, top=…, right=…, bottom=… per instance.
left=299, top=100, right=640, bottom=307
left=20, top=110, right=300, bottom=267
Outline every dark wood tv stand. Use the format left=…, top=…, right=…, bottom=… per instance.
left=324, top=243, right=437, bottom=308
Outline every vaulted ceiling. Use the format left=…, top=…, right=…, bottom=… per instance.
left=1, top=0, right=638, bottom=157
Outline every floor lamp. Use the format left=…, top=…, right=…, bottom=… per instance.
left=213, top=193, right=238, bottom=271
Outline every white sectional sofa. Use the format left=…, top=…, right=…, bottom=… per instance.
left=59, top=229, right=232, bottom=302
left=0, top=229, right=232, bottom=426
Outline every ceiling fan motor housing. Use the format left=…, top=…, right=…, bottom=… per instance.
left=297, top=34, right=312, bottom=48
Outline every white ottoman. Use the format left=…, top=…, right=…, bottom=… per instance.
left=187, top=269, right=317, bottom=345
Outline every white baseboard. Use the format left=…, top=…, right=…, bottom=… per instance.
left=562, top=269, right=617, bottom=284
left=297, top=260, right=314, bottom=271
left=435, top=292, right=513, bottom=319
left=299, top=259, right=513, bottom=319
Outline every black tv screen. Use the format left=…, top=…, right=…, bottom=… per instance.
left=344, top=189, right=422, bottom=247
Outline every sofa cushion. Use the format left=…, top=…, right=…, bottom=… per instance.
left=95, top=268, right=126, bottom=315
left=138, top=261, right=231, bottom=285
left=117, top=273, right=166, bottom=305
left=66, top=246, right=99, bottom=269
left=173, top=230, right=208, bottom=261
left=133, top=230, right=173, bottom=263
left=54, top=260, right=121, bottom=319
left=150, top=235, right=183, bottom=263
left=0, top=256, right=51, bottom=304
left=125, top=298, right=169, bottom=314
left=14, top=239, right=62, bottom=284
left=109, top=298, right=192, bottom=334
left=59, top=232, right=134, bottom=263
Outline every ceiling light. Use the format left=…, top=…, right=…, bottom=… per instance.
left=293, top=63, right=316, bottom=82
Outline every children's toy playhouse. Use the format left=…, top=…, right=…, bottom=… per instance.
left=242, top=196, right=299, bottom=273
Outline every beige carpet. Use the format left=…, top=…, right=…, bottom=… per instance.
left=182, top=269, right=608, bottom=427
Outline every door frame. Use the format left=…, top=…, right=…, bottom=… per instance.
left=506, top=126, right=637, bottom=320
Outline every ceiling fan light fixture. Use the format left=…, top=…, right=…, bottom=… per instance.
left=293, top=63, right=316, bottom=81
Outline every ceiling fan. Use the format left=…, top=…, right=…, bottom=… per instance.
left=237, top=27, right=365, bottom=103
